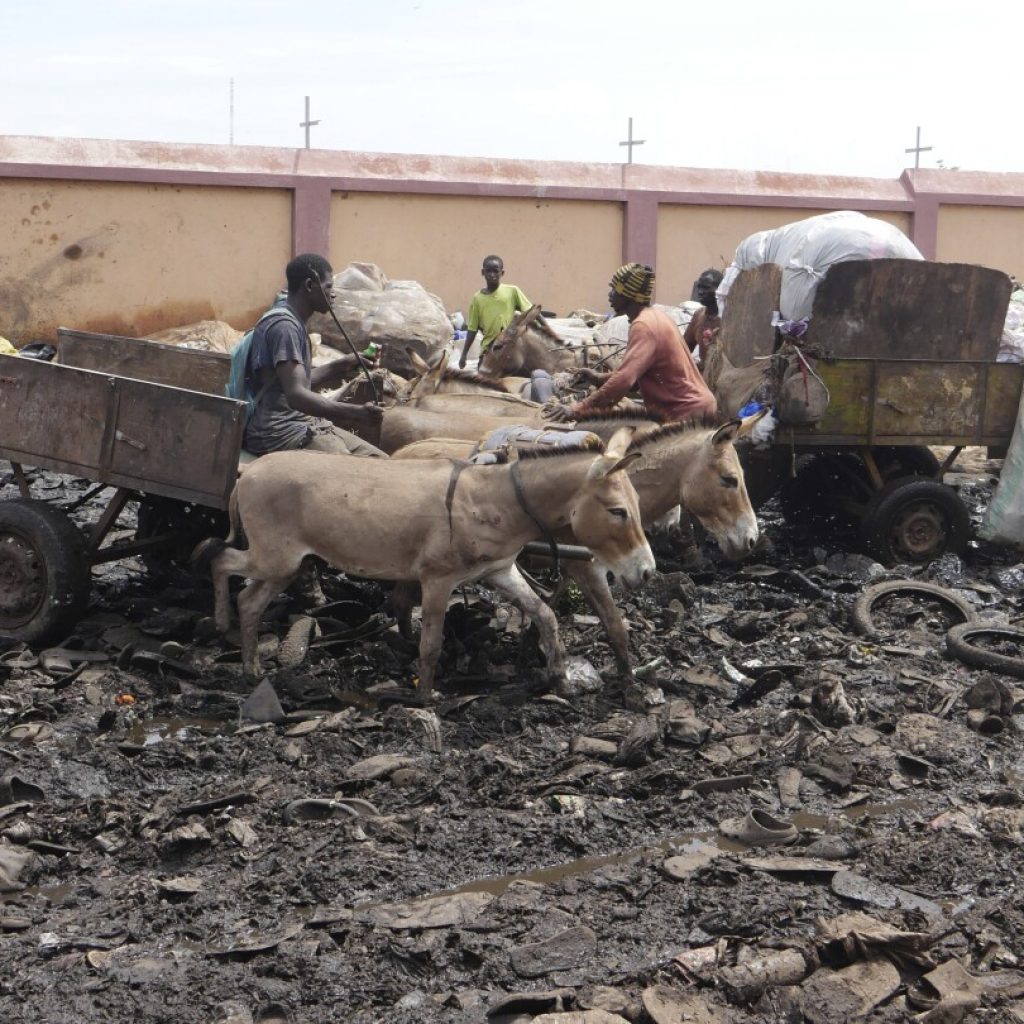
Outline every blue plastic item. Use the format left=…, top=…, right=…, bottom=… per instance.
left=738, top=401, right=764, bottom=418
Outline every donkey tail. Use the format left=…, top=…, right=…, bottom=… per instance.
left=189, top=486, right=244, bottom=576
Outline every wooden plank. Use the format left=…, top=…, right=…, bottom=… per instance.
left=57, top=327, right=231, bottom=395
left=719, top=264, right=781, bottom=365
left=0, top=359, right=243, bottom=508
left=809, top=260, right=1012, bottom=361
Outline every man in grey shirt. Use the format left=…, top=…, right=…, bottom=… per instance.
left=243, top=252, right=385, bottom=457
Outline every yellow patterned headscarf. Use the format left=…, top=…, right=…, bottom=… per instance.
left=610, top=263, right=655, bottom=304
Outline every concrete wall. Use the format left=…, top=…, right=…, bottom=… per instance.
left=1, top=137, right=1024, bottom=344
left=329, top=192, right=622, bottom=316
left=0, top=176, right=291, bottom=341
left=937, top=205, right=1024, bottom=278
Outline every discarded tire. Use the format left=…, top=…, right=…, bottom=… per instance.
left=0, top=500, right=91, bottom=644
left=852, top=579, right=976, bottom=638
left=946, top=623, right=1024, bottom=679
left=859, top=476, right=971, bottom=565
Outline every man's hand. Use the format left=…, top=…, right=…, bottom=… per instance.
left=542, top=400, right=576, bottom=423
left=571, top=367, right=603, bottom=386
left=458, top=353, right=468, bottom=369
left=348, top=403, right=384, bottom=427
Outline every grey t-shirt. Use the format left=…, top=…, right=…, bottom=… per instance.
left=242, top=309, right=312, bottom=454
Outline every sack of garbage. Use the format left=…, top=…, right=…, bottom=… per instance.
left=306, top=262, right=453, bottom=375
left=718, top=211, right=923, bottom=322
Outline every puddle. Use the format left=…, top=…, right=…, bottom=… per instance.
left=124, top=716, right=230, bottom=748
left=432, top=799, right=923, bottom=901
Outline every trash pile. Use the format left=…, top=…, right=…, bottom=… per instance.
left=0, top=461, right=1022, bottom=1024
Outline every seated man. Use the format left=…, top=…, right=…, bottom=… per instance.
left=243, top=253, right=385, bottom=457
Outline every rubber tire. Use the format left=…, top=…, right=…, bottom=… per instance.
left=0, top=499, right=91, bottom=644
left=946, top=623, right=1024, bottom=679
left=852, top=579, right=976, bottom=638
left=859, top=476, right=971, bottom=565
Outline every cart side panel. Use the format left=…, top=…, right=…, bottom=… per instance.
left=57, top=328, right=231, bottom=396
left=719, top=264, right=782, bottom=366
left=110, top=378, right=243, bottom=505
left=0, top=359, right=243, bottom=508
left=810, top=260, right=1012, bottom=361
left=787, top=359, right=1024, bottom=447
left=0, top=356, right=110, bottom=471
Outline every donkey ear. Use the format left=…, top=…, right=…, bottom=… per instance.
left=607, top=451, right=643, bottom=476
left=736, top=406, right=769, bottom=438
left=515, top=304, right=543, bottom=336
left=710, top=419, right=743, bottom=447
left=604, top=426, right=636, bottom=458
left=407, top=349, right=430, bottom=375
left=428, top=350, right=450, bottom=388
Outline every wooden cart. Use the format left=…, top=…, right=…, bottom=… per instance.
left=719, top=259, right=1024, bottom=564
left=0, top=329, right=242, bottom=643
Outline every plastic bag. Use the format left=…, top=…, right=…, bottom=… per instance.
left=980, top=385, right=1024, bottom=544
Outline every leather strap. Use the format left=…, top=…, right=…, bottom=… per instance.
left=510, top=460, right=560, bottom=577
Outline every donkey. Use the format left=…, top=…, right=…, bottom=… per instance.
left=392, top=411, right=762, bottom=672
left=480, top=305, right=622, bottom=378
left=195, top=430, right=654, bottom=695
left=700, top=337, right=783, bottom=418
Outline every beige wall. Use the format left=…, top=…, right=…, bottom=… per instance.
left=936, top=205, right=1024, bottom=278
left=0, top=179, right=291, bottom=342
left=656, top=206, right=914, bottom=303
left=329, top=192, right=623, bottom=317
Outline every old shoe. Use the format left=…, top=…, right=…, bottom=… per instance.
left=719, top=808, right=798, bottom=847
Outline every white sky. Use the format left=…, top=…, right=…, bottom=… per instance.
left=1, top=0, right=1017, bottom=178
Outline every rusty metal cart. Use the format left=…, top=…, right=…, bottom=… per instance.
left=0, top=329, right=242, bottom=643
left=718, top=259, right=1024, bottom=564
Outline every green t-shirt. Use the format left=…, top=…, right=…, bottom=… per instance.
left=466, top=284, right=532, bottom=350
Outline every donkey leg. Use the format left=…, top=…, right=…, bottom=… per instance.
left=237, top=577, right=292, bottom=676
left=388, top=580, right=418, bottom=639
left=415, top=577, right=456, bottom=698
left=487, top=565, right=567, bottom=683
left=567, top=560, right=632, bottom=674
left=211, top=547, right=251, bottom=634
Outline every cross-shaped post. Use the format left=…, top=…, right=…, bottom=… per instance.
left=905, top=125, right=932, bottom=170
left=618, top=117, right=645, bottom=165
left=300, top=95, right=320, bottom=150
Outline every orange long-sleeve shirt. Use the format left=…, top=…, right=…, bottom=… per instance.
left=575, top=307, right=717, bottom=423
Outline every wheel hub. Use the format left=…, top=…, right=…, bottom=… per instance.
left=889, top=501, right=946, bottom=560
left=0, top=533, right=46, bottom=623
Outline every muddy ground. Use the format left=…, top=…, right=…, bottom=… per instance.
left=1, top=453, right=1023, bottom=1024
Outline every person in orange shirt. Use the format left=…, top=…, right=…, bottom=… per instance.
left=545, top=263, right=717, bottom=567
left=545, top=263, right=716, bottom=424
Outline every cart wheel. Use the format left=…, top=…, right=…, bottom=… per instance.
left=0, top=500, right=91, bottom=643
left=860, top=476, right=971, bottom=565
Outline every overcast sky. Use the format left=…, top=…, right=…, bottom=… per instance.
left=1, top=0, right=1017, bottom=179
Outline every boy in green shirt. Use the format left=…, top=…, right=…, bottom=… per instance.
left=458, top=255, right=532, bottom=368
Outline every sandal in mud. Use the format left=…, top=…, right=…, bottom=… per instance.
left=719, top=808, right=798, bottom=847
left=282, top=798, right=379, bottom=824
